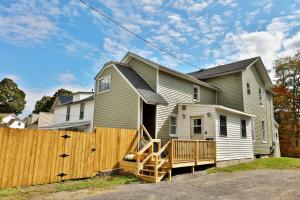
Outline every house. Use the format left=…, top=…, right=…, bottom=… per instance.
left=40, top=92, right=94, bottom=132
left=189, top=57, right=280, bottom=157
left=93, top=52, right=280, bottom=167
left=0, top=113, right=25, bottom=129
left=25, top=112, right=54, bottom=129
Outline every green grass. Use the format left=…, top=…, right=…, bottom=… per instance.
left=207, top=157, right=300, bottom=174
left=0, top=175, right=138, bottom=200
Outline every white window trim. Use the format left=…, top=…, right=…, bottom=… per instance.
left=240, top=119, right=247, bottom=138
left=262, top=120, right=267, bottom=143
left=193, top=85, right=200, bottom=102
left=97, top=75, right=111, bottom=94
left=191, top=116, right=203, bottom=135
left=169, top=114, right=177, bottom=137
left=246, top=82, right=251, bottom=95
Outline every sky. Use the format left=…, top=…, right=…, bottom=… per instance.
left=0, top=0, right=299, bottom=116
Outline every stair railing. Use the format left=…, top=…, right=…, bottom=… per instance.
left=153, top=140, right=172, bottom=179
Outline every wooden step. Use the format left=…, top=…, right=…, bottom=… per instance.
left=140, top=169, right=166, bottom=175
left=137, top=173, right=166, bottom=183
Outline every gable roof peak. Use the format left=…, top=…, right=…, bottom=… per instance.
left=189, top=56, right=260, bottom=79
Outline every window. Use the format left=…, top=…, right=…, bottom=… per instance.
left=259, top=88, right=263, bottom=106
left=241, top=119, right=247, bottom=138
left=193, top=85, right=200, bottom=102
left=169, top=115, right=177, bottom=135
left=220, top=115, right=227, bottom=136
left=262, top=121, right=266, bottom=142
left=247, top=83, right=251, bottom=95
left=79, top=102, right=85, bottom=120
left=192, top=118, right=202, bottom=134
left=66, top=105, right=71, bottom=121
left=98, top=75, right=111, bottom=93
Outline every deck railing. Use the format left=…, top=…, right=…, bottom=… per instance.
left=171, top=139, right=216, bottom=166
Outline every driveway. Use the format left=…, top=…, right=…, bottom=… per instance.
left=42, top=170, right=300, bottom=200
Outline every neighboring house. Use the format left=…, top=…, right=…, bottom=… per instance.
left=93, top=52, right=279, bottom=165
left=25, top=112, right=54, bottom=129
left=189, top=57, right=280, bottom=157
left=0, top=113, right=25, bottom=129
left=40, top=92, right=94, bottom=132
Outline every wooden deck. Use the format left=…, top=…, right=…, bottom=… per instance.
left=120, top=125, right=216, bottom=183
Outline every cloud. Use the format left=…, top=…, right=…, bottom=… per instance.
left=58, top=73, right=76, bottom=84
left=173, top=0, right=213, bottom=12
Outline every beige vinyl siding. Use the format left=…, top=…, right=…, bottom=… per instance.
left=157, top=71, right=216, bottom=140
left=242, top=64, right=272, bottom=155
left=215, top=110, right=254, bottom=161
left=177, top=104, right=216, bottom=140
left=127, top=58, right=157, bottom=91
left=204, top=72, right=244, bottom=111
left=93, top=66, right=138, bottom=129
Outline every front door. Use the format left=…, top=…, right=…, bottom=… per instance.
left=142, top=102, right=156, bottom=139
left=191, top=117, right=204, bottom=140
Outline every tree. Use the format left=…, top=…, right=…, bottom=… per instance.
left=33, top=88, right=73, bottom=113
left=0, top=78, right=26, bottom=114
left=273, top=50, right=300, bottom=157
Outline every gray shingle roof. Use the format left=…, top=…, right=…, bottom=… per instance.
left=115, top=63, right=168, bottom=105
left=189, top=57, right=259, bottom=79
left=59, top=96, right=73, bottom=104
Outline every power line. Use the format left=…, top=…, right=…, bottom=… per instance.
left=79, top=0, right=201, bottom=70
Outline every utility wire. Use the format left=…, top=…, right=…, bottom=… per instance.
left=79, top=0, right=201, bottom=70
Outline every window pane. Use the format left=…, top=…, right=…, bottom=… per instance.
left=241, top=119, right=246, bottom=137
left=171, top=117, right=176, bottom=125
left=194, top=127, right=202, bottom=134
left=171, top=126, right=176, bottom=135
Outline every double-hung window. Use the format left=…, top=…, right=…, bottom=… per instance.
left=98, top=75, right=111, bottom=93
left=192, top=118, right=202, bottom=134
left=241, top=119, right=247, bottom=138
left=259, top=88, right=263, bottom=106
left=66, top=105, right=71, bottom=121
left=169, top=115, right=177, bottom=135
left=79, top=102, right=85, bottom=120
left=247, top=83, right=251, bottom=95
left=193, top=85, right=200, bottom=102
left=220, top=115, right=227, bottom=136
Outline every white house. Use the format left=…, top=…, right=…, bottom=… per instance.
left=25, top=112, right=54, bottom=129
left=40, top=92, right=94, bottom=132
left=176, top=103, right=255, bottom=166
left=0, top=113, right=25, bottom=129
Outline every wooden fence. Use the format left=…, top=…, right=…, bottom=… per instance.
left=0, top=127, right=137, bottom=189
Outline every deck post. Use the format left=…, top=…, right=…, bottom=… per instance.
left=191, top=166, right=195, bottom=174
left=169, top=139, right=173, bottom=168
left=168, top=169, right=172, bottom=181
left=154, top=155, right=158, bottom=179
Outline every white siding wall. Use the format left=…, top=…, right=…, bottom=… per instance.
left=53, top=100, right=94, bottom=131
left=177, top=104, right=216, bottom=140
left=215, top=110, right=254, bottom=161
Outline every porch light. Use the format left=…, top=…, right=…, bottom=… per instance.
left=182, top=114, right=186, bottom=119
left=207, top=112, right=211, bottom=117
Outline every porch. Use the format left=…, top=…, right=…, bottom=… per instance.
left=120, top=125, right=216, bottom=183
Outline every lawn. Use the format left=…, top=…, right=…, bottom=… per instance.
left=0, top=175, right=138, bottom=200
left=207, top=157, right=300, bottom=173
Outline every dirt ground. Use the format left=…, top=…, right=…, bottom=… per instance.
left=40, top=170, right=300, bottom=200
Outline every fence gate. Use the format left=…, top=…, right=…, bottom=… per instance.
left=58, top=131, right=96, bottom=181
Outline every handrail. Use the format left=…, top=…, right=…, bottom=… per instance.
left=141, top=124, right=152, bottom=141
left=136, top=140, right=153, bottom=156
left=155, top=140, right=171, bottom=156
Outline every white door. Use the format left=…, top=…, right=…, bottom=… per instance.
left=191, top=117, right=204, bottom=140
